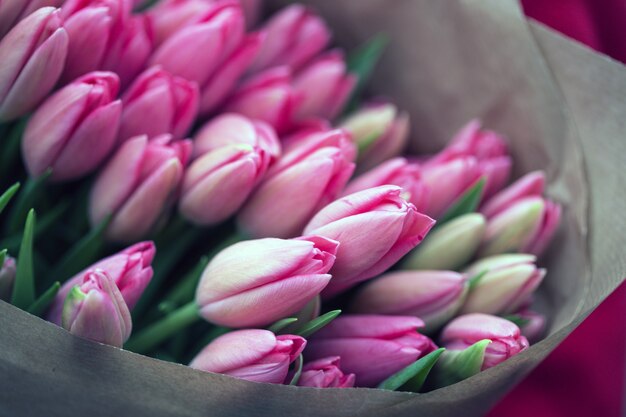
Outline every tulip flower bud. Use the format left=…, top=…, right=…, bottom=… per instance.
left=340, top=101, right=410, bottom=173
left=22, top=71, right=122, bottom=182
left=304, top=185, right=435, bottom=298
left=225, top=66, right=301, bottom=134
left=306, top=315, right=437, bottom=387
left=441, top=313, right=529, bottom=370
left=61, top=270, right=132, bottom=347
left=149, top=2, right=245, bottom=91
left=429, top=119, right=512, bottom=199
left=196, top=235, right=339, bottom=328
left=461, top=254, right=545, bottom=315
left=343, top=157, right=429, bottom=213
left=48, top=241, right=155, bottom=324
left=297, top=357, right=355, bottom=388
left=0, top=7, right=68, bottom=122
left=190, top=329, right=306, bottom=384
left=119, top=66, right=199, bottom=142
left=180, top=115, right=280, bottom=225
left=0, top=256, right=16, bottom=302
left=0, top=1, right=64, bottom=38
left=248, top=4, right=330, bottom=73
left=89, top=134, right=192, bottom=242
left=350, top=271, right=468, bottom=333
left=238, top=129, right=355, bottom=238
left=291, top=50, right=356, bottom=122
left=404, top=213, right=486, bottom=270
left=481, top=170, right=545, bottom=218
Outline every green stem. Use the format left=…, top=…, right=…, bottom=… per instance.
left=125, top=301, right=199, bottom=354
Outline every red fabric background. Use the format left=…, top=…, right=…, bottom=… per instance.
left=488, top=1, right=626, bottom=415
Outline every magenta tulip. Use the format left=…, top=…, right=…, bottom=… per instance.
left=238, top=129, right=355, bottom=238
left=225, top=66, right=300, bottom=134
left=340, top=101, right=410, bottom=173
left=196, top=235, right=338, bottom=328
left=350, top=271, right=468, bottom=332
left=441, top=313, right=529, bottom=370
left=22, top=71, right=122, bottom=182
left=61, top=270, right=132, bottom=347
left=248, top=4, right=330, bottom=73
left=89, top=134, right=192, bottom=242
left=48, top=241, right=155, bottom=325
left=304, top=185, right=435, bottom=298
left=297, top=357, right=355, bottom=388
left=180, top=114, right=280, bottom=225
left=190, top=329, right=306, bottom=384
left=0, top=7, right=68, bottom=122
left=342, top=157, right=429, bottom=212
left=0, top=0, right=64, bottom=38
left=306, top=315, right=436, bottom=387
left=0, top=255, right=16, bottom=301
left=119, top=66, right=199, bottom=142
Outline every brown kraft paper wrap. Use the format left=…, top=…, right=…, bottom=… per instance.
left=1, top=0, right=625, bottom=416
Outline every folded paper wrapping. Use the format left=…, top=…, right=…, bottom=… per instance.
left=1, top=0, right=625, bottom=416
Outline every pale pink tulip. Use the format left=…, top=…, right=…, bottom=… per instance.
left=190, top=329, right=306, bottom=384
left=0, top=0, right=64, bottom=38
left=22, top=71, right=122, bottom=182
left=306, top=315, right=436, bottom=387
left=304, top=185, right=435, bottom=298
left=196, top=235, right=338, bottom=327
left=89, top=134, right=192, bottom=242
left=149, top=0, right=224, bottom=47
left=297, top=357, right=355, bottom=388
left=238, top=129, right=355, bottom=238
left=0, top=7, right=68, bottom=121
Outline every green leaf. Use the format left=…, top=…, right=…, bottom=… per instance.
left=0, top=249, right=6, bottom=268
left=345, top=34, right=389, bottom=113
left=267, top=317, right=298, bottom=334
left=378, top=348, right=445, bottom=391
left=468, top=270, right=488, bottom=290
left=7, top=171, right=51, bottom=235
left=49, top=215, right=111, bottom=284
left=11, top=209, right=36, bottom=309
left=431, top=339, right=491, bottom=389
left=27, top=282, right=60, bottom=317
left=0, top=183, right=20, bottom=216
left=1, top=200, right=70, bottom=252
left=438, top=178, right=486, bottom=225
left=296, top=310, right=341, bottom=338
left=502, top=314, right=531, bottom=328
left=289, top=354, right=304, bottom=386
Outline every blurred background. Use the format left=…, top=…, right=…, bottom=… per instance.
left=489, top=0, right=626, bottom=416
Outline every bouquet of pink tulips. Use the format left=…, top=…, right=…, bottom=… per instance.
left=1, top=0, right=625, bottom=416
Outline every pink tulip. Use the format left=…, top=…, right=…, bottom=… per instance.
left=198, top=32, right=264, bottom=116
left=196, top=235, right=338, bottom=327
left=350, top=271, right=468, bottom=333
left=342, top=157, right=429, bottom=212
left=292, top=50, right=356, bottom=121
left=0, top=0, right=64, bottom=38
left=89, top=134, right=192, bottom=242
left=180, top=114, right=280, bottom=225
left=306, top=315, right=437, bottom=387
left=149, top=1, right=245, bottom=90
left=478, top=171, right=561, bottom=257
left=225, top=66, right=301, bottom=134
left=441, top=313, right=529, bottom=370
left=149, top=0, right=224, bottom=47
left=297, top=357, right=355, bottom=388
left=22, top=71, right=122, bottom=182
left=515, top=309, right=546, bottom=343
left=190, top=329, right=306, bottom=384
left=59, top=0, right=131, bottom=83
left=461, top=254, right=545, bottom=315
left=48, top=241, right=155, bottom=324
left=0, top=7, right=68, bottom=122
left=238, top=129, right=355, bottom=238
left=119, top=66, right=199, bottom=142
left=426, top=119, right=512, bottom=200
left=248, top=4, right=330, bottom=73
left=304, top=185, right=435, bottom=298
left=340, top=101, right=410, bottom=173
left=0, top=255, right=16, bottom=301
left=61, top=270, right=132, bottom=347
